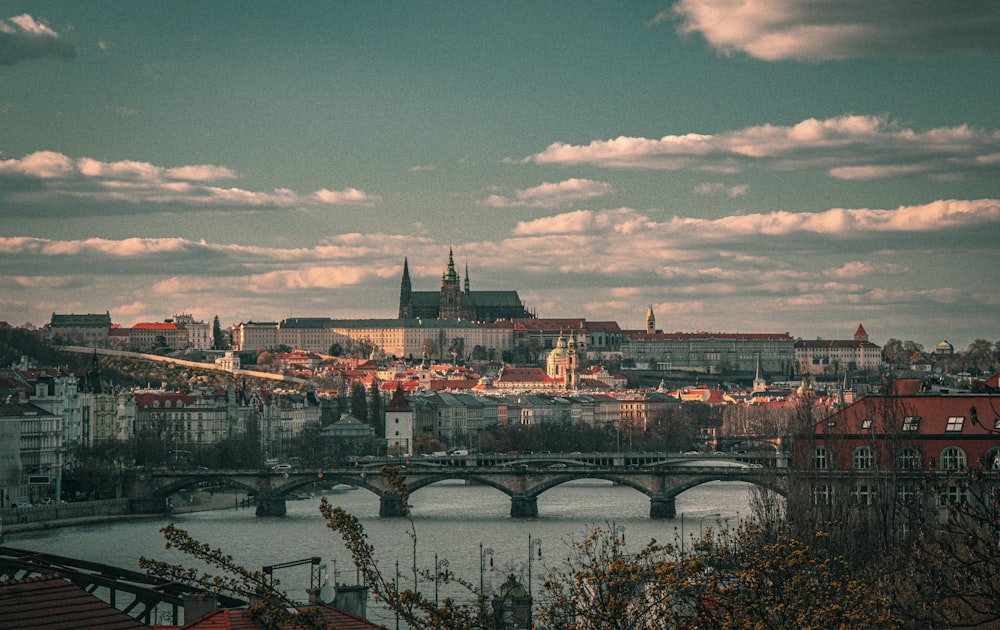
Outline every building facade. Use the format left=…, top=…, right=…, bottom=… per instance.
left=795, top=324, right=882, bottom=376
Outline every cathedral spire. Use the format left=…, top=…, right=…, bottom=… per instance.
left=443, top=246, right=458, bottom=282
left=398, top=257, right=413, bottom=319
left=464, top=262, right=470, bottom=293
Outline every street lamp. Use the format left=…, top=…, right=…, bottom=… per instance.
left=700, top=513, right=722, bottom=536
left=528, top=535, right=542, bottom=629
left=480, top=543, right=494, bottom=594
left=434, top=554, right=449, bottom=606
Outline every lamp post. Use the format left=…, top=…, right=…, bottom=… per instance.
left=700, top=513, right=722, bottom=537
left=528, top=534, right=542, bottom=629
left=479, top=543, right=494, bottom=594
left=434, top=554, right=449, bottom=606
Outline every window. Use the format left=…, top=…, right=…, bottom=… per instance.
left=940, top=446, right=967, bottom=470
left=852, top=445, right=875, bottom=470
left=940, top=484, right=968, bottom=506
left=902, top=416, right=920, bottom=431
left=813, top=446, right=828, bottom=470
left=812, top=484, right=833, bottom=506
left=983, top=448, right=1000, bottom=470
left=895, top=447, right=921, bottom=470
left=861, top=418, right=873, bottom=430
left=896, top=483, right=916, bottom=503
left=945, top=416, right=965, bottom=432
left=851, top=483, right=877, bottom=505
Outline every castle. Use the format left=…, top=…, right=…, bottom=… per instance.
left=397, top=248, right=534, bottom=323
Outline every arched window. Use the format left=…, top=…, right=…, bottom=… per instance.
left=852, top=445, right=875, bottom=470
left=895, top=447, right=921, bottom=471
left=813, top=446, right=828, bottom=470
left=940, top=446, right=967, bottom=470
left=981, top=448, right=1000, bottom=470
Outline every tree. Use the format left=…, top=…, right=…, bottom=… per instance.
left=369, top=381, right=384, bottom=438
left=538, top=522, right=897, bottom=629
left=212, top=315, right=225, bottom=350
left=349, top=382, right=368, bottom=421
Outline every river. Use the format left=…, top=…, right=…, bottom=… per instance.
left=7, top=479, right=755, bottom=627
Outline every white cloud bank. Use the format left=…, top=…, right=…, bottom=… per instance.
left=525, top=115, right=1000, bottom=180
left=665, top=0, right=1000, bottom=61
left=0, top=151, right=380, bottom=214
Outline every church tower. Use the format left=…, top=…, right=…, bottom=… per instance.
left=398, top=258, right=413, bottom=319
left=645, top=305, right=656, bottom=334
left=439, top=247, right=465, bottom=320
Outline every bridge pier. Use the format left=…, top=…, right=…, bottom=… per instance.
left=510, top=495, right=538, bottom=518
left=379, top=494, right=407, bottom=517
left=649, top=495, right=676, bottom=519
left=255, top=495, right=286, bottom=517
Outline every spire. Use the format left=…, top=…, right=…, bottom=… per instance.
left=443, top=246, right=458, bottom=282
left=398, top=257, right=413, bottom=319
left=464, top=262, right=470, bottom=293
left=645, top=305, right=656, bottom=334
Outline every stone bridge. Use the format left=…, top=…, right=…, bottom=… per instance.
left=121, top=457, right=787, bottom=519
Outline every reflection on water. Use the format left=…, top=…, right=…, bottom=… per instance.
left=11, top=479, right=754, bottom=627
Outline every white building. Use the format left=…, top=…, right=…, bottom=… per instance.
left=795, top=324, right=882, bottom=376
left=384, top=387, right=413, bottom=456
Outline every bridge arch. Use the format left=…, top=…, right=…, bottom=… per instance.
left=525, top=474, right=654, bottom=499
left=663, top=474, right=788, bottom=502
left=151, top=475, right=259, bottom=499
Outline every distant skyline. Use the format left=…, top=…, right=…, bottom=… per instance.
left=1, top=2, right=998, bottom=351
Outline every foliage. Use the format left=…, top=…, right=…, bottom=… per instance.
left=140, top=523, right=326, bottom=629
left=320, top=466, right=496, bottom=629
left=538, top=522, right=898, bottom=630
left=350, top=382, right=368, bottom=422
left=887, top=469, right=1000, bottom=627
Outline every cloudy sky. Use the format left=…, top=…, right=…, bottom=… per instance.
left=2, top=2, right=998, bottom=351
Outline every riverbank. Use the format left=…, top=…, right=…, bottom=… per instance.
left=1, top=490, right=251, bottom=537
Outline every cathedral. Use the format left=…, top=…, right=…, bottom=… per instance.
left=397, top=248, right=534, bottom=323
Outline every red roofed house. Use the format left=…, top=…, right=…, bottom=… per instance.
left=791, top=390, right=1000, bottom=531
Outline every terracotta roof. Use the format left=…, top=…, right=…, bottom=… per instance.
left=0, top=574, right=150, bottom=630
left=179, top=605, right=386, bottom=629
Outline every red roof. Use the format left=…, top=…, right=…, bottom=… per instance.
left=0, top=574, right=150, bottom=630
left=178, top=605, right=386, bottom=629
left=132, top=322, right=179, bottom=331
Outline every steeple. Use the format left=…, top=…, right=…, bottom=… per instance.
left=853, top=323, right=868, bottom=342
left=464, top=262, right=470, bottom=293
left=645, top=305, right=656, bottom=334
left=398, top=257, right=413, bottom=319
left=443, top=246, right=458, bottom=283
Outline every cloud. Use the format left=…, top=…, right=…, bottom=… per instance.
left=0, top=151, right=379, bottom=215
left=0, top=14, right=75, bottom=64
left=525, top=115, right=1000, bottom=180
left=693, top=182, right=749, bottom=197
left=483, top=178, right=614, bottom=208
left=669, top=0, right=1000, bottom=61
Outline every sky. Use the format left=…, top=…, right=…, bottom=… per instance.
left=1, top=1, right=999, bottom=352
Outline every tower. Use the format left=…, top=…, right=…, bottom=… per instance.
left=398, top=258, right=413, bottom=319
left=645, top=305, right=656, bottom=334
left=853, top=323, right=868, bottom=342
left=439, top=247, right=465, bottom=320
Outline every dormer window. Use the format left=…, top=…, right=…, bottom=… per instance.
left=902, top=416, right=920, bottom=431
left=945, top=416, right=965, bottom=432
